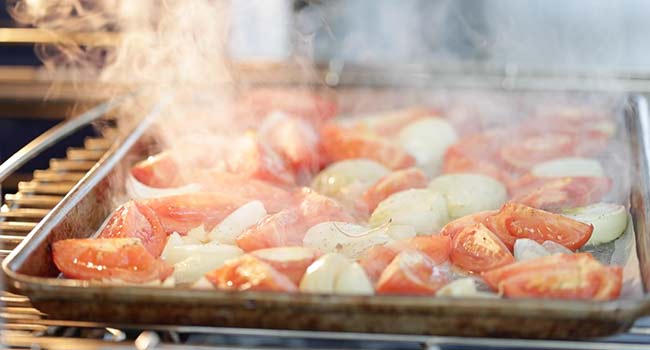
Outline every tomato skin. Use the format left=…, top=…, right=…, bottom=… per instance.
left=195, top=172, right=295, bottom=213
left=225, top=137, right=296, bottom=187
left=237, top=88, right=338, bottom=126
left=205, top=255, right=298, bottom=292
left=98, top=201, right=167, bottom=257
left=442, top=130, right=515, bottom=184
left=499, top=132, right=576, bottom=171
left=450, top=223, right=514, bottom=273
left=482, top=253, right=622, bottom=300
left=376, top=250, right=449, bottom=295
left=486, top=202, right=593, bottom=250
left=52, top=238, right=173, bottom=283
left=236, top=193, right=355, bottom=252
left=258, top=114, right=321, bottom=184
left=320, top=123, right=416, bottom=170
left=350, top=107, right=440, bottom=137
left=359, top=235, right=451, bottom=283
left=363, top=168, right=429, bottom=212
left=131, top=152, right=182, bottom=188
left=143, top=192, right=248, bottom=235
left=440, top=210, right=496, bottom=239
left=511, top=176, right=612, bottom=211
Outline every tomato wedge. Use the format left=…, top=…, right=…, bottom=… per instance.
left=258, top=113, right=321, bottom=184
left=363, top=167, right=428, bottom=212
left=98, top=201, right=167, bottom=257
left=376, top=250, right=449, bottom=295
left=359, top=235, right=451, bottom=283
left=320, top=123, right=416, bottom=170
left=237, top=88, right=338, bottom=126
left=225, top=136, right=296, bottom=186
left=205, top=255, right=298, bottom=292
left=195, top=172, right=296, bottom=213
left=482, top=253, right=622, bottom=300
left=511, top=176, right=612, bottom=211
left=131, top=152, right=182, bottom=188
left=450, top=223, right=514, bottom=273
left=236, top=193, right=355, bottom=252
left=52, top=238, right=173, bottom=283
left=499, top=132, right=575, bottom=170
left=440, top=210, right=496, bottom=239
left=143, top=192, right=248, bottom=235
left=486, top=202, right=593, bottom=250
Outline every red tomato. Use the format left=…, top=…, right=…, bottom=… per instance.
left=52, top=238, right=173, bottom=283
left=482, top=253, right=622, bottom=300
left=143, top=192, right=248, bottom=235
left=450, top=223, right=514, bottom=273
left=376, top=250, right=449, bottom=295
left=237, top=88, right=338, bottom=126
left=98, top=201, right=168, bottom=257
left=236, top=193, right=355, bottom=252
left=511, top=176, right=612, bottom=211
left=363, top=167, right=429, bottom=211
left=350, top=107, right=440, bottom=137
left=225, top=136, right=295, bottom=186
left=486, top=202, right=593, bottom=250
left=251, top=247, right=319, bottom=285
left=440, top=210, right=496, bottom=239
left=205, top=255, right=298, bottom=292
left=194, top=171, right=296, bottom=213
left=359, top=235, right=451, bottom=283
left=131, top=152, right=182, bottom=188
left=358, top=245, right=400, bottom=283
left=320, top=123, right=416, bottom=170
left=442, top=130, right=515, bottom=184
left=499, top=133, right=576, bottom=170
left=258, top=113, right=321, bottom=184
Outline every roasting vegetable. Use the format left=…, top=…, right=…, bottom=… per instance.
left=428, top=173, right=507, bottom=220
left=205, top=255, right=298, bottom=292
left=369, top=189, right=449, bottom=234
left=486, top=202, right=593, bottom=250
left=398, top=118, right=458, bottom=176
left=207, top=201, right=267, bottom=244
left=303, top=222, right=393, bottom=259
left=513, top=238, right=550, bottom=261
left=563, top=203, right=628, bottom=245
left=299, top=253, right=351, bottom=293
left=126, top=173, right=201, bottom=200
left=98, top=201, right=167, bottom=257
left=311, top=159, right=390, bottom=209
left=334, top=262, right=374, bottom=295
left=376, top=250, right=449, bottom=295
left=531, top=157, right=605, bottom=178
left=450, top=223, right=514, bottom=273
left=320, top=123, right=416, bottom=170
left=52, top=238, right=172, bottom=283
left=251, top=247, right=319, bottom=284
left=363, top=167, right=428, bottom=212
left=482, top=253, right=622, bottom=300
left=511, top=177, right=612, bottom=211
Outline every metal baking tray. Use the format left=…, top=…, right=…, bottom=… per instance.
left=3, top=78, right=650, bottom=339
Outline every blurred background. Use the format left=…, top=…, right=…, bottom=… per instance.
left=2, top=0, right=650, bottom=192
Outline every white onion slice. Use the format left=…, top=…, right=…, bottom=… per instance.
left=514, top=239, right=550, bottom=261
left=563, top=203, right=628, bottom=245
left=531, top=157, right=605, bottom=178
left=126, top=173, right=201, bottom=200
left=207, top=201, right=267, bottom=244
left=311, top=159, right=389, bottom=205
left=398, top=118, right=458, bottom=176
left=334, top=262, right=374, bottom=295
left=370, top=189, right=449, bottom=234
left=428, top=173, right=507, bottom=220
left=303, top=222, right=393, bottom=259
left=436, top=278, right=478, bottom=297
left=299, top=253, right=351, bottom=293
left=541, top=240, right=572, bottom=254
